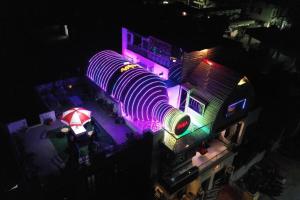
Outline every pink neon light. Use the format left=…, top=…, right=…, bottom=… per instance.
left=130, top=80, right=164, bottom=120
left=102, top=60, right=124, bottom=89
left=138, top=86, right=167, bottom=119
left=139, top=87, right=166, bottom=120
left=126, top=75, right=159, bottom=119
left=112, top=68, right=145, bottom=98
left=151, top=100, right=167, bottom=122
left=115, top=70, right=148, bottom=100
left=145, top=94, right=167, bottom=121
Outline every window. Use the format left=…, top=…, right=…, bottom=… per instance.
left=272, top=9, right=278, bottom=18
left=133, top=34, right=142, bottom=46
left=179, top=87, right=187, bottom=112
left=188, top=95, right=206, bottom=116
left=127, top=33, right=133, bottom=45
left=142, top=38, right=148, bottom=50
left=226, top=98, right=247, bottom=117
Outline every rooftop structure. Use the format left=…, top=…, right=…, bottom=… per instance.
left=5, top=26, right=260, bottom=199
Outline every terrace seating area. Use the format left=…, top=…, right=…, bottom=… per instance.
left=7, top=110, right=117, bottom=181
left=35, top=77, right=93, bottom=112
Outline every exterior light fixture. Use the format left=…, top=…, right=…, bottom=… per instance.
left=203, top=59, right=213, bottom=66
left=182, top=11, right=187, bottom=16
left=238, top=76, right=249, bottom=86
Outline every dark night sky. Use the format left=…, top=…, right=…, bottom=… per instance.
left=0, top=0, right=299, bottom=124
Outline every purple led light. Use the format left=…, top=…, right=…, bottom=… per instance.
left=140, top=87, right=168, bottom=121
left=115, top=70, right=149, bottom=101
left=124, top=74, right=157, bottom=117
left=86, top=50, right=189, bottom=133
left=145, top=94, right=167, bottom=121
left=151, top=100, right=166, bottom=121
left=130, top=80, right=163, bottom=120
left=112, top=68, right=145, bottom=99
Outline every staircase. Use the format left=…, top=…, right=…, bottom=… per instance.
left=204, top=178, right=223, bottom=200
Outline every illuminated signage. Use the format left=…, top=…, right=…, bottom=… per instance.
left=120, top=64, right=138, bottom=72
left=176, top=120, right=188, bottom=130
left=174, top=115, right=190, bottom=135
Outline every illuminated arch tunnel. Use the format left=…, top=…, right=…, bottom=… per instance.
left=86, top=50, right=190, bottom=135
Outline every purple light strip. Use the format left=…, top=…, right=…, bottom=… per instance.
left=111, top=68, right=145, bottom=99
left=130, top=79, right=164, bottom=120
left=129, top=79, right=165, bottom=115
left=126, top=75, right=158, bottom=119
left=87, top=50, right=190, bottom=133
left=100, top=51, right=127, bottom=88
left=140, top=87, right=168, bottom=121
left=242, top=99, right=247, bottom=109
left=145, top=94, right=167, bottom=121
left=151, top=100, right=166, bottom=122
left=88, top=52, right=104, bottom=81
left=139, top=88, right=166, bottom=121
left=115, top=70, right=149, bottom=101
left=89, top=51, right=126, bottom=90
left=91, top=53, right=110, bottom=90
left=123, top=75, right=158, bottom=117
left=98, top=55, right=122, bottom=89
left=102, top=60, right=124, bottom=89
left=139, top=90, right=162, bottom=121
left=156, top=104, right=171, bottom=122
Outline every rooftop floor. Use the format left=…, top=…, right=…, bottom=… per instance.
left=14, top=120, right=66, bottom=179
left=84, top=101, right=133, bottom=145
left=192, top=139, right=229, bottom=171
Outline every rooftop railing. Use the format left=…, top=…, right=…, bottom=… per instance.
left=127, top=44, right=182, bottom=69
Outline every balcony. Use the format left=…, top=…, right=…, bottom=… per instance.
left=127, top=44, right=178, bottom=69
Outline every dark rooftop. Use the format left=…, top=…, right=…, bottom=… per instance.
left=122, top=4, right=228, bottom=52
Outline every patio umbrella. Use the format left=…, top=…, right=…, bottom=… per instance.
left=61, top=107, right=91, bottom=127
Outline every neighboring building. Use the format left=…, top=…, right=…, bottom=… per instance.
left=173, top=0, right=216, bottom=9
left=246, top=1, right=290, bottom=29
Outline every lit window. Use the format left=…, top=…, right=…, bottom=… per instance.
left=188, top=95, right=206, bottom=116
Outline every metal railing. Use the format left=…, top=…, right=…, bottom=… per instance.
left=197, top=148, right=230, bottom=172
left=127, top=44, right=178, bottom=68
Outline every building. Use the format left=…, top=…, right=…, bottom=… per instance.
left=246, top=1, right=290, bottom=29
left=121, top=27, right=259, bottom=199
left=4, top=27, right=260, bottom=200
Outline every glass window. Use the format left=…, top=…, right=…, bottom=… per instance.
left=127, top=33, right=132, bottom=45
left=133, top=34, right=142, bottom=46
left=179, top=88, right=187, bottom=112
left=142, top=38, right=148, bottom=50
left=188, top=95, right=206, bottom=115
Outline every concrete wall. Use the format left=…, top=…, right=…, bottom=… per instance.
left=230, top=151, right=266, bottom=182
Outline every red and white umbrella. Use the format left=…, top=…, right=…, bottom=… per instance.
left=61, top=107, right=91, bottom=127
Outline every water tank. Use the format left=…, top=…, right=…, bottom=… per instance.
left=87, top=50, right=190, bottom=135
